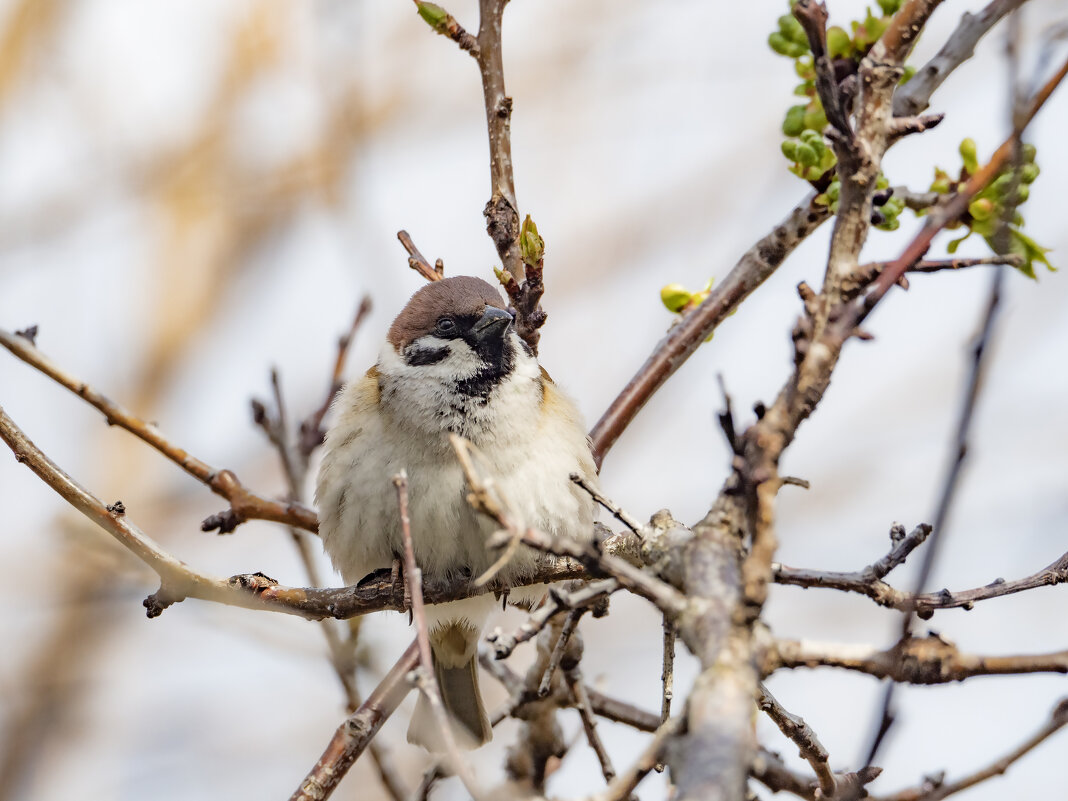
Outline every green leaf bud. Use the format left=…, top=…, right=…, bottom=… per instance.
left=1020, top=163, right=1040, bottom=184
left=778, top=14, right=808, bottom=46
left=959, top=138, right=979, bottom=173
left=1022, top=143, right=1037, bottom=163
left=1013, top=184, right=1030, bottom=204
left=877, top=0, right=903, bottom=16
left=783, top=105, right=806, bottom=137
left=768, top=32, right=792, bottom=56
left=826, top=26, right=851, bottom=59
left=781, top=140, right=800, bottom=161
left=416, top=2, right=449, bottom=31
left=968, top=197, right=995, bottom=221
left=660, top=283, right=692, bottom=313
left=519, top=214, right=544, bottom=268
left=802, top=103, right=827, bottom=132
left=796, top=143, right=818, bottom=167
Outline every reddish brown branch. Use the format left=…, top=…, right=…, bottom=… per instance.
left=289, top=642, right=418, bottom=801
left=589, top=193, right=831, bottom=467
left=397, top=230, right=444, bottom=282
left=0, top=327, right=318, bottom=534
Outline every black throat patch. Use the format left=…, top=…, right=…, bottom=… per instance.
left=454, top=333, right=516, bottom=400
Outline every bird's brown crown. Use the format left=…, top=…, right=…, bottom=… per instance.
left=387, top=276, right=506, bottom=349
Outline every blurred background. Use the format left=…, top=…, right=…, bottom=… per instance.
left=1, top=1, right=1066, bottom=799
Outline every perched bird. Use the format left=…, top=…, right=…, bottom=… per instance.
left=316, top=276, right=597, bottom=749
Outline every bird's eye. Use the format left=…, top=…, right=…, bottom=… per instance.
left=435, top=317, right=457, bottom=335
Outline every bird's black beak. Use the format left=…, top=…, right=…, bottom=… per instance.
left=471, top=306, right=513, bottom=343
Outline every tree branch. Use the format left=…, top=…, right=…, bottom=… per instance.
left=289, top=642, right=418, bottom=801
left=893, top=0, right=1030, bottom=117
left=769, top=635, right=1068, bottom=683
left=0, top=327, right=318, bottom=534
left=875, top=698, right=1068, bottom=801
left=589, top=192, right=831, bottom=467
left=757, top=683, right=836, bottom=799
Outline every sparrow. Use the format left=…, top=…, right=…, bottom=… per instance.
left=315, top=275, right=597, bottom=749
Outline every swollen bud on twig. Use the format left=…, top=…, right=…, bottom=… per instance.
left=659, top=284, right=691, bottom=314
left=519, top=215, right=544, bottom=268
left=416, top=2, right=449, bottom=32
left=959, top=138, right=979, bottom=175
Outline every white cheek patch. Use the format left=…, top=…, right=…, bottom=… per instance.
left=382, top=336, right=483, bottom=383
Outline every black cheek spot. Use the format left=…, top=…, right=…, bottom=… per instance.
left=405, top=346, right=449, bottom=366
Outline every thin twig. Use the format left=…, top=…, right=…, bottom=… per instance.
left=298, top=296, right=373, bottom=460
left=775, top=544, right=1068, bottom=616
left=570, top=472, right=643, bottom=535
left=660, top=618, right=676, bottom=726
left=578, top=716, right=684, bottom=801
left=538, top=608, right=582, bottom=698
left=393, top=473, right=483, bottom=798
left=397, top=230, right=444, bottom=282
left=486, top=579, right=617, bottom=659
left=758, top=683, right=836, bottom=799
left=566, top=669, right=617, bottom=784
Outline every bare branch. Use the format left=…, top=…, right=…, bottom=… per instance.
left=769, top=635, right=1068, bottom=683
left=394, top=472, right=484, bottom=797
left=578, top=716, right=684, bottom=801
left=570, top=472, right=644, bottom=535
left=397, top=230, right=444, bottom=282
left=894, top=0, right=1030, bottom=117
left=0, top=327, right=318, bottom=534
left=289, top=642, right=418, bottom=801
left=757, top=683, right=836, bottom=799
left=589, top=192, right=830, bottom=467
left=775, top=545, right=1068, bottom=617
left=876, top=698, right=1068, bottom=801
left=475, top=0, right=520, bottom=281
